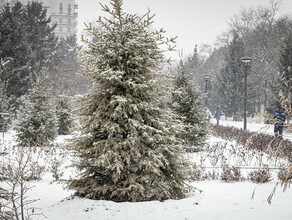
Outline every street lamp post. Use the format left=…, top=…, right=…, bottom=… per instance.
left=264, top=79, right=267, bottom=110
left=203, top=74, right=210, bottom=107
left=241, top=57, right=252, bottom=131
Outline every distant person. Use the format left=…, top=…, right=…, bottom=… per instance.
left=215, top=108, right=221, bottom=125
left=273, top=106, right=286, bottom=138
left=204, top=107, right=212, bottom=122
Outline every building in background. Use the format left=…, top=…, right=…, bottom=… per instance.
left=0, top=0, right=78, bottom=38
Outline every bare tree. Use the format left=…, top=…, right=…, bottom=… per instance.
left=1, top=145, right=45, bottom=219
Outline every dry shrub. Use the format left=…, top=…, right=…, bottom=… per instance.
left=189, top=166, right=206, bottom=181
left=0, top=187, right=13, bottom=219
left=47, top=156, right=65, bottom=181
left=248, top=167, right=272, bottom=183
left=44, top=145, right=68, bottom=181
left=206, top=142, right=226, bottom=167
left=206, top=170, right=220, bottom=180
left=1, top=152, right=45, bottom=182
left=189, top=167, right=220, bottom=181
left=24, top=161, right=46, bottom=181
left=0, top=145, right=46, bottom=219
left=220, top=165, right=245, bottom=182
left=211, top=124, right=292, bottom=160
left=277, top=167, right=292, bottom=181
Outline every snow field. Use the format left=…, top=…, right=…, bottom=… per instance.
left=1, top=119, right=292, bottom=220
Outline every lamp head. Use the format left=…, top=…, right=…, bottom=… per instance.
left=203, top=74, right=210, bottom=79
left=241, top=57, right=252, bottom=67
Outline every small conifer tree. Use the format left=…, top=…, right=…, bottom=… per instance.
left=171, top=59, right=206, bottom=146
left=214, top=33, right=245, bottom=116
left=0, top=61, right=12, bottom=219
left=56, top=95, right=72, bottom=135
left=0, top=60, right=9, bottom=132
left=0, top=84, right=9, bottom=132
left=15, top=72, right=58, bottom=146
left=67, top=0, right=191, bottom=202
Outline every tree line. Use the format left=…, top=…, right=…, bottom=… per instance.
left=0, top=1, right=90, bottom=136
left=185, top=0, right=292, bottom=118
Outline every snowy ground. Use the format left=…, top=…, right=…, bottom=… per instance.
left=26, top=180, right=292, bottom=220
left=1, top=118, right=292, bottom=220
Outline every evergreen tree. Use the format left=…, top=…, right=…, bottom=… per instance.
left=171, top=60, right=206, bottom=146
left=0, top=82, right=9, bottom=132
left=277, top=33, right=292, bottom=111
left=214, top=33, right=245, bottom=117
left=185, top=45, right=201, bottom=71
left=0, top=3, right=28, bottom=99
left=15, top=72, right=58, bottom=147
left=0, top=60, right=12, bottom=218
left=23, top=1, right=57, bottom=75
left=184, top=45, right=204, bottom=87
left=0, top=60, right=9, bottom=131
left=50, top=36, right=89, bottom=96
left=0, top=2, right=57, bottom=103
left=56, top=95, right=72, bottom=135
left=265, top=33, right=292, bottom=114
left=67, top=0, right=191, bottom=202
left=200, top=46, right=226, bottom=112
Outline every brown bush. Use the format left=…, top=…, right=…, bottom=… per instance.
left=220, top=165, right=245, bottom=182
left=248, top=167, right=272, bottom=183
left=210, top=124, right=292, bottom=160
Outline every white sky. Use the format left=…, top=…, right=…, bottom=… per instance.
left=76, top=0, right=292, bottom=59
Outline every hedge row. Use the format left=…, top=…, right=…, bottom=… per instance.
left=210, top=124, right=292, bottom=161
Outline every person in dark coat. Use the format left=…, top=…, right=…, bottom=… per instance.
left=215, top=108, right=221, bottom=125
left=273, top=106, right=286, bottom=138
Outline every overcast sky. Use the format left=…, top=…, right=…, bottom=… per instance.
left=76, top=0, right=292, bottom=59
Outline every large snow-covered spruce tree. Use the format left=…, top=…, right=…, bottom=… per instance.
left=67, top=0, right=191, bottom=202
